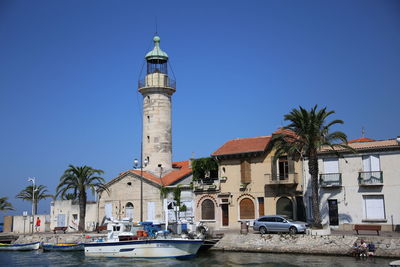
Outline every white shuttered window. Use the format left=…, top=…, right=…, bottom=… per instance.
left=363, top=195, right=385, bottom=220
left=362, top=155, right=380, bottom=172
left=323, top=158, right=339, bottom=173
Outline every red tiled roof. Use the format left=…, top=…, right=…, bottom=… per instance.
left=320, top=138, right=400, bottom=152
left=212, top=136, right=271, bottom=156
left=121, top=160, right=192, bottom=186
left=348, top=137, right=376, bottom=143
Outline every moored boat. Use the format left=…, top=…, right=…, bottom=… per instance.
left=42, top=243, right=84, bottom=252
left=85, top=238, right=203, bottom=258
left=0, top=242, right=40, bottom=251
left=84, top=220, right=203, bottom=258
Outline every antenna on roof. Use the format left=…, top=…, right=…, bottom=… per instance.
left=361, top=127, right=365, bottom=138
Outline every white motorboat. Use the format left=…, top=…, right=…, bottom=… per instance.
left=0, top=242, right=40, bottom=251
left=84, top=220, right=203, bottom=258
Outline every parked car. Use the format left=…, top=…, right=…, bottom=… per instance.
left=253, top=215, right=308, bottom=234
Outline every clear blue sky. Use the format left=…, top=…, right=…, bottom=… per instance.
left=1, top=0, right=399, bottom=220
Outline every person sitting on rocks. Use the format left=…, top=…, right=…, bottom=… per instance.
left=367, top=242, right=376, bottom=256
left=359, top=240, right=368, bottom=257
left=351, top=242, right=360, bottom=257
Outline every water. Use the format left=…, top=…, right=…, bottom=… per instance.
left=0, top=250, right=394, bottom=266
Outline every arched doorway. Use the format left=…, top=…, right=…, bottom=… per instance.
left=276, top=197, right=293, bottom=219
left=125, top=202, right=134, bottom=219
left=239, top=198, right=255, bottom=219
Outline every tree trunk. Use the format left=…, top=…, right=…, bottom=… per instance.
left=34, top=200, right=38, bottom=215
left=308, top=151, right=322, bottom=228
left=79, top=193, right=87, bottom=232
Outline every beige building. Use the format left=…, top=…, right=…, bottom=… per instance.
left=194, top=131, right=305, bottom=231
left=304, top=136, right=400, bottom=231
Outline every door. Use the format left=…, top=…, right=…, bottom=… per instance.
left=147, top=202, right=155, bottom=221
left=258, top=197, right=265, bottom=217
left=328, top=199, right=339, bottom=226
left=105, top=202, right=112, bottom=219
left=125, top=202, right=134, bottom=219
left=57, top=214, right=66, bottom=227
left=221, top=204, right=229, bottom=226
left=276, top=197, right=293, bottom=219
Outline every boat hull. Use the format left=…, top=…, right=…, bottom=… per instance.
left=42, top=243, right=84, bottom=252
left=84, top=239, right=203, bottom=258
left=0, top=242, right=40, bottom=251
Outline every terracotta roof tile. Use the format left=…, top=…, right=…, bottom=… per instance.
left=122, top=160, right=192, bottom=186
left=348, top=137, right=376, bottom=143
left=212, top=136, right=271, bottom=156
left=321, top=138, right=400, bottom=152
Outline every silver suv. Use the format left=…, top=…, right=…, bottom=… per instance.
left=253, top=215, right=308, bottom=234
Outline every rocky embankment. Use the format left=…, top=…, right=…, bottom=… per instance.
left=14, top=233, right=105, bottom=244
left=212, top=233, right=400, bottom=258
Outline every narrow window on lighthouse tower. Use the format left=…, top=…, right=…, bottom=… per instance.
left=147, top=136, right=150, bottom=143
left=147, top=116, right=150, bottom=123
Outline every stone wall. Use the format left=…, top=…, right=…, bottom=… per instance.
left=213, top=233, right=400, bottom=258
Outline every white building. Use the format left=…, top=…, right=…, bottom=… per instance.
left=304, top=136, right=400, bottom=231
left=50, top=200, right=98, bottom=232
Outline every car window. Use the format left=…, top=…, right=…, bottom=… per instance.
left=259, top=217, right=274, bottom=222
left=275, top=217, right=285, bottom=222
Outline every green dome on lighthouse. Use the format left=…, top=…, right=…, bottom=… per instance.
left=145, top=36, right=169, bottom=61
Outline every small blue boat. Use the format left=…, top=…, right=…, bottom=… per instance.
left=42, top=243, right=84, bottom=252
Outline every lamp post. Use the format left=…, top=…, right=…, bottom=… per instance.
left=27, top=177, right=35, bottom=233
left=134, top=156, right=148, bottom=222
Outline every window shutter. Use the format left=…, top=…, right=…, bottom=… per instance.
left=271, top=158, right=277, bottom=180
left=241, top=160, right=251, bottom=183
left=371, top=155, right=380, bottom=171
left=362, top=156, right=371, bottom=172
left=288, top=157, right=295, bottom=174
left=240, top=198, right=255, bottom=219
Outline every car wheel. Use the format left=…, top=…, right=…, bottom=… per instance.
left=289, top=226, right=297, bottom=234
left=259, top=226, right=268, bottom=234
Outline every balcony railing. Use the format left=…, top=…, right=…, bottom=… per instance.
left=138, top=76, right=176, bottom=90
left=358, top=171, right=383, bottom=186
left=193, top=180, right=219, bottom=192
left=269, top=173, right=298, bottom=184
left=319, top=173, right=342, bottom=187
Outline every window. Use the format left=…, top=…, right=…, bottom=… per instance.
left=240, top=160, right=251, bottom=184
left=278, top=156, right=289, bottom=179
left=147, top=136, right=150, bottom=143
left=363, top=195, right=385, bottom=220
left=275, top=217, right=285, bottom=223
left=147, top=116, right=150, bottom=123
left=362, top=155, right=380, bottom=172
left=323, top=158, right=339, bottom=173
left=201, top=199, right=215, bottom=220
left=239, top=198, right=255, bottom=219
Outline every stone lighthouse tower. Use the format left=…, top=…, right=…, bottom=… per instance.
left=138, top=36, right=176, bottom=174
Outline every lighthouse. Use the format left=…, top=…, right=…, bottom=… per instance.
left=138, top=36, right=176, bottom=175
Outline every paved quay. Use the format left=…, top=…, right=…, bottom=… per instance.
left=211, top=230, right=400, bottom=258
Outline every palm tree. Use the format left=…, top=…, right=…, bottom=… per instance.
left=16, top=185, right=52, bottom=214
left=272, top=105, right=350, bottom=228
left=62, top=193, right=77, bottom=200
left=0, top=197, right=14, bottom=212
left=56, top=165, right=108, bottom=232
